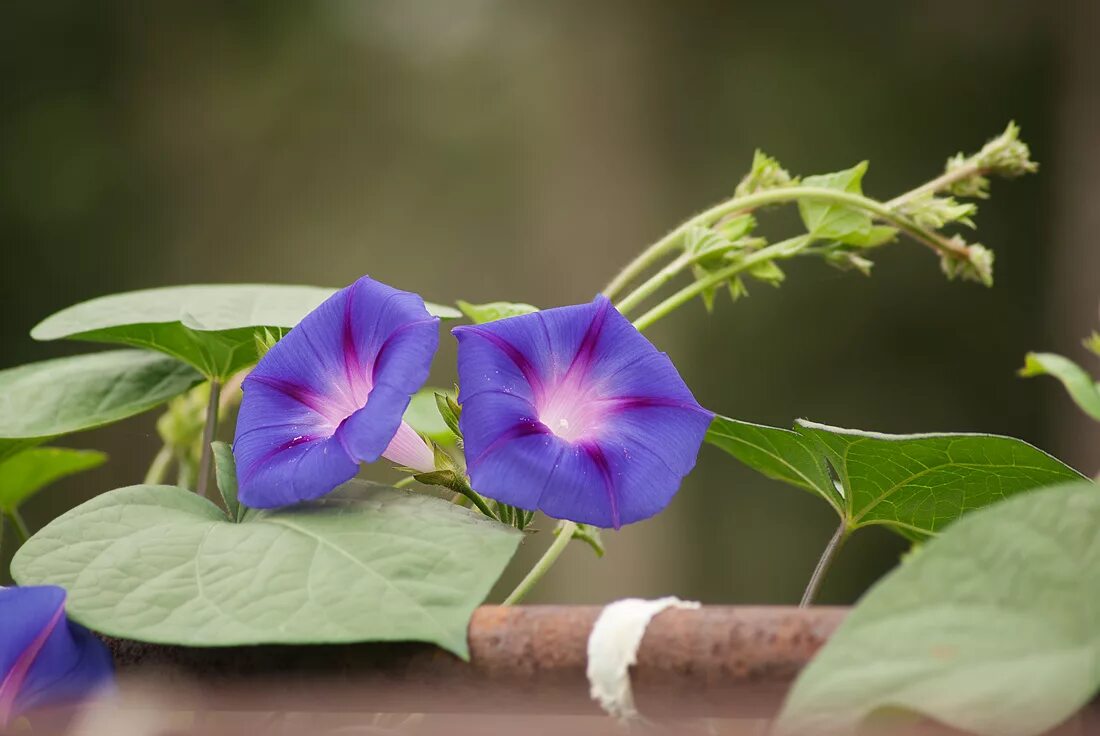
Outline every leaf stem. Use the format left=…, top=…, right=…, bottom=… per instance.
left=144, top=444, right=174, bottom=485
left=800, top=519, right=848, bottom=607
left=7, top=510, right=30, bottom=546
left=195, top=380, right=222, bottom=499
left=503, top=521, right=576, bottom=605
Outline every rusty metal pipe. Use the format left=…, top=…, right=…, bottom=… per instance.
left=104, top=605, right=848, bottom=717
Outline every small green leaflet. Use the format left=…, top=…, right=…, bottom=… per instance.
left=31, top=284, right=461, bottom=380
left=0, top=350, right=202, bottom=462
left=0, top=448, right=106, bottom=513
left=798, top=162, right=878, bottom=244
left=776, top=481, right=1100, bottom=736
left=705, top=416, right=1084, bottom=539
left=456, top=300, right=539, bottom=324
left=12, top=481, right=520, bottom=657
left=1020, top=352, right=1100, bottom=422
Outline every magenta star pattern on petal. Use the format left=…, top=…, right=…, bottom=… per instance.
left=453, top=296, right=713, bottom=528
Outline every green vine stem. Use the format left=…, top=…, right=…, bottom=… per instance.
left=608, top=181, right=978, bottom=314
left=884, top=161, right=984, bottom=210
left=7, top=509, right=30, bottom=546
left=503, top=521, right=576, bottom=605
left=625, top=186, right=978, bottom=332
left=195, top=380, right=222, bottom=499
left=615, top=251, right=694, bottom=316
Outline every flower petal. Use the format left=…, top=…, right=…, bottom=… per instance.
left=234, top=276, right=439, bottom=507
left=0, top=586, right=113, bottom=726
left=466, top=431, right=561, bottom=512
left=234, top=432, right=359, bottom=509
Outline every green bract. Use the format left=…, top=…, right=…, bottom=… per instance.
left=32, top=284, right=461, bottom=380
left=776, top=481, right=1100, bottom=736
left=403, top=387, right=459, bottom=445
left=210, top=440, right=243, bottom=522
left=0, top=350, right=202, bottom=462
left=13, top=481, right=520, bottom=657
left=0, top=448, right=106, bottom=513
left=706, top=416, right=1084, bottom=539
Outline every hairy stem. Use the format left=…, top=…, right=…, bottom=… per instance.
left=800, top=520, right=848, bottom=607
left=503, top=521, right=576, bottom=605
left=7, top=510, right=30, bottom=546
left=195, top=380, right=222, bottom=499
left=144, top=444, right=174, bottom=485
left=885, top=163, right=984, bottom=209
left=632, top=237, right=804, bottom=331
left=616, top=252, right=693, bottom=316
left=628, top=186, right=978, bottom=331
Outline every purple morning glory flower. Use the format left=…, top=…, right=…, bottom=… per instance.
left=453, top=295, right=713, bottom=528
left=234, top=276, right=439, bottom=507
left=0, top=586, right=113, bottom=726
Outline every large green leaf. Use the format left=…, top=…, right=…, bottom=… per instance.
left=0, top=448, right=107, bottom=512
left=12, top=481, right=520, bottom=657
left=796, top=420, right=1086, bottom=538
left=705, top=416, right=1085, bottom=539
left=705, top=417, right=841, bottom=514
left=1020, top=352, right=1100, bottom=422
left=0, top=350, right=202, bottom=461
left=776, top=481, right=1100, bottom=736
left=31, top=284, right=461, bottom=380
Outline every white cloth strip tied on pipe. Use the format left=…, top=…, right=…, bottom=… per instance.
left=586, top=597, right=702, bottom=720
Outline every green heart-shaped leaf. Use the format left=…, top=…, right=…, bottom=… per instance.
left=0, top=448, right=107, bottom=513
left=32, top=284, right=461, bottom=380
left=0, top=350, right=202, bottom=461
left=706, top=416, right=841, bottom=514
left=706, top=416, right=1085, bottom=539
left=12, top=481, right=520, bottom=657
left=777, top=480, right=1100, bottom=736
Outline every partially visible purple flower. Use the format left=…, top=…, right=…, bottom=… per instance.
left=234, top=276, right=439, bottom=507
left=0, top=586, right=113, bottom=727
left=453, top=296, right=713, bottom=529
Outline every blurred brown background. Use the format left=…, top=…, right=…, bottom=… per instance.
left=1, top=0, right=1097, bottom=603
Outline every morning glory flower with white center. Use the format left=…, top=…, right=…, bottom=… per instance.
left=452, top=295, right=713, bottom=528
left=0, top=586, right=113, bottom=727
left=233, top=276, right=439, bottom=507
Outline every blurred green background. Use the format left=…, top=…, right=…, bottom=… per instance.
left=2, top=0, right=1097, bottom=603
